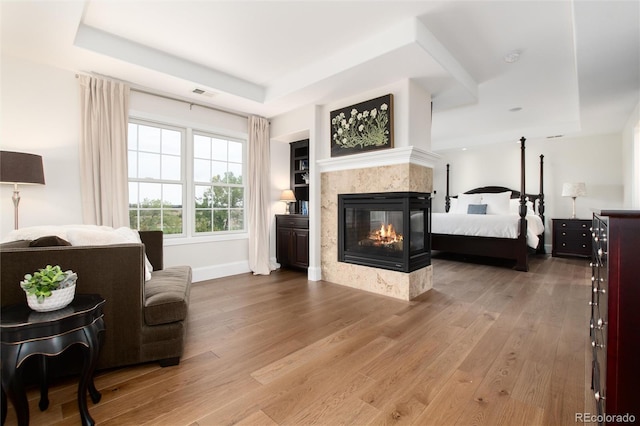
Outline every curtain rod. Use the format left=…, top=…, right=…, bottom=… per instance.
left=75, top=74, right=249, bottom=120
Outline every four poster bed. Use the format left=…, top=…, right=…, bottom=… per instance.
left=431, top=137, right=546, bottom=272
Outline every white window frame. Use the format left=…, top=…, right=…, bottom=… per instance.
left=192, top=130, right=247, bottom=237
left=128, top=117, right=248, bottom=244
left=128, top=118, right=187, bottom=237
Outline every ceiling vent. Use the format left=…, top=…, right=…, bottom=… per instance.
left=192, top=88, right=215, bottom=97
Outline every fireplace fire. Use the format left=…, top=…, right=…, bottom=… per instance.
left=338, top=192, right=431, bottom=272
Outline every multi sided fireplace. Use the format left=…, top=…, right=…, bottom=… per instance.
left=338, top=192, right=431, bottom=273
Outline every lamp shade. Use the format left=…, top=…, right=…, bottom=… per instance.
left=0, top=151, right=45, bottom=185
left=561, top=182, right=586, bottom=198
left=279, top=189, right=296, bottom=202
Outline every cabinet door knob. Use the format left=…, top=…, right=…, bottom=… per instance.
left=594, top=391, right=605, bottom=401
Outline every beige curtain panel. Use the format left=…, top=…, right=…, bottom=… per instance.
left=78, top=75, right=130, bottom=227
left=248, top=116, right=274, bottom=275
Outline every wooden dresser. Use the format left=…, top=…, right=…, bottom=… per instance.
left=552, top=218, right=592, bottom=257
left=590, top=210, right=640, bottom=423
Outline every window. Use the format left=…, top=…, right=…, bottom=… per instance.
left=128, top=120, right=185, bottom=235
left=193, top=132, right=244, bottom=233
left=127, top=119, right=246, bottom=238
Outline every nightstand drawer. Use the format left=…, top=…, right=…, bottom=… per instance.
left=555, top=219, right=590, bottom=231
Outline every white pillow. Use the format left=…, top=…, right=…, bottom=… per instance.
left=448, top=197, right=458, bottom=213
left=452, top=193, right=482, bottom=214
left=479, top=192, right=512, bottom=215
left=509, top=198, right=536, bottom=215
left=66, top=227, right=153, bottom=281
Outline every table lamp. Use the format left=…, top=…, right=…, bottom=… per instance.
left=561, top=182, right=586, bottom=219
left=0, top=151, right=45, bottom=229
left=280, top=189, right=296, bottom=214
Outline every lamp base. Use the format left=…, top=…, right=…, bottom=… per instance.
left=12, top=186, right=20, bottom=230
left=571, top=197, right=577, bottom=219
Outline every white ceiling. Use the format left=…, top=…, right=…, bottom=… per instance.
left=1, top=0, right=638, bottom=151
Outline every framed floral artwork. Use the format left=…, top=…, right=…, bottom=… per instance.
left=330, top=94, right=394, bottom=157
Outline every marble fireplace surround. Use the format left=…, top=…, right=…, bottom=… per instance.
left=318, top=146, right=439, bottom=301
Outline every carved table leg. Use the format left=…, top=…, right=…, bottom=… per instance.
left=38, top=355, right=49, bottom=411
left=1, top=386, right=7, bottom=425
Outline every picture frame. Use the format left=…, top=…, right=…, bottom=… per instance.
left=330, top=94, right=394, bottom=157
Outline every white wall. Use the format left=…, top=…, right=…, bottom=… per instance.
left=433, top=133, right=625, bottom=250
left=1, top=55, right=253, bottom=282
left=1, top=55, right=83, bottom=234
left=621, top=101, right=640, bottom=208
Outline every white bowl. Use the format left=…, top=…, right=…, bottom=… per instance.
left=26, top=284, right=76, bottom=312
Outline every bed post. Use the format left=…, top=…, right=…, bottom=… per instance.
left=515, top=137, right=529, bottom=271
left=445, top=163, right=451, bottom=213
left=538, top=154, right=546, bottom=254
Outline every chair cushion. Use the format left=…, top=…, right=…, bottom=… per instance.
left=144, top=266, right=192, bottom=326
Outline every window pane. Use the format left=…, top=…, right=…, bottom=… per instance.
left=138, top=126, right=161, bottom=152
left=128, top=151, right=138, bottom=179
left=139, top=153, right=161, bottom=179
left=211, top=138, right=228, bottom=161
left=163, top=184, right=182, bottom=207
left=163, top=209, right=183, bottom=234
left=129, top=210, right=138, bottom=229
left=193, top=135, right=211, bottom=159
left=230, top=188, right=244, bottom=208
left=129, top=182, right=139, bottom=207
left=228, top=141, right=242, bottom=163
left=128, top=124, right=138, bottom=150
left=213, top=209, right=229, bottom=231
left=230, top=210, right=243, bottom=231
left=211, top=161, right=227, bottom=183
left=161, top=155, right=181, bottom=180
left=162, top=129, right=181, bottom=155
left=194, top=185, right=211, bottom=208
left=195, top=210, right=212, bottom=233
left=212, top=187, right=229, bottom=208
left=194, top=159, right=211, bottom=183
left=228, top=163, right=242, bottom=184
left=139, top=210, right=162, bottom=231
left=139, top=183, right=162, bottom=207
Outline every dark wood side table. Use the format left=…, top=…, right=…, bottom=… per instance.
left=552, top=218, right=592, bottom=257
left=1, top=294, right=105, bottom=426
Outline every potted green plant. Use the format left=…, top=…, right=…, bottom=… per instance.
left=20, top=265, right=77, bottom=312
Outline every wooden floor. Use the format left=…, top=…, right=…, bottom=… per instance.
left=4, top=255, right=597, bottom=425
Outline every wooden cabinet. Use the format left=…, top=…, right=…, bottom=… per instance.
left=290, top=140, right=309, bottom=215
left=590, top=211, right=640, bottom=423
left=552, top=218, right=592, bottom=257
left=276, top=215, right=309, bottom=269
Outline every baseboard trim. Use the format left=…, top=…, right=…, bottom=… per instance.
left=192, top=261, right=251, bottom=282
left=307, top=266, right=322, bottom=281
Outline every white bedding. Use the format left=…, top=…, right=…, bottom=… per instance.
left=432, top=213, right=545, bottom=249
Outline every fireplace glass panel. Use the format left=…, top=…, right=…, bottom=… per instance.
left=345, top=208, right=404, bottom=259
left=338, top=192, right=431, bottom=273
left=410, top=210, right=424, bottom=251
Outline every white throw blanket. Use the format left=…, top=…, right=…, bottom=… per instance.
left=431, top=213, right=545, bottom=248
left=3, top=225, right=153, bottom=280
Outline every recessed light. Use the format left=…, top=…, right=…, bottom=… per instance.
left=504, top=50, right=521, bottom=63
left=509, top=107, right=523, bottom=112
left=461, top=148, right=468, bottom=151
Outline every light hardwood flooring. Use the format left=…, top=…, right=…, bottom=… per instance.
left=4, top=255, right=597, bottom=425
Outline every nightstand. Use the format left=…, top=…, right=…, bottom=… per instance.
left=552, top=218, right=592, bottom=257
